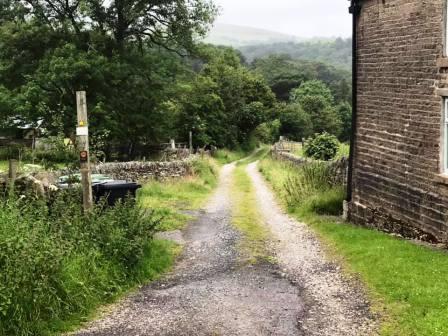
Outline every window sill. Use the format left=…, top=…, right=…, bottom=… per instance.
left=434, top=174, right=448, bottom=185
left=436, top=88, right=448, bottom=96
left=437, top=57, right=448, bottom=68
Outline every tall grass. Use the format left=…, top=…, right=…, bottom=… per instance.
left=260, top=159, right=345, bottom=216
left=0, top=191, right=175, bottom=336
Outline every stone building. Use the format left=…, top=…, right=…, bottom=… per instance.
left=347, top=0, right=448, bottom=243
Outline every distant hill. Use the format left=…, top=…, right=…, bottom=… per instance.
left=203, top=24, right=352, bottom=70
left=204, top=23, right=303, bottom=47
left=239, top=38, right=352, bottom=70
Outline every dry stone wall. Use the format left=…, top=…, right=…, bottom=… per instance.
left=91, top=159, right=194, bottom=182
left=350, top=0, right=448, bottom=243
left=272, top=148, right=348, bottom=186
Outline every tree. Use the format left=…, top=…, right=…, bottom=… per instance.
left=0, top=0, right=218, bottom=156
left=290, top=80, right=342, bottom=137
left=176, top=46, right=276, bottom=148
left=254, top=119, right=280, bottom=144
left=252, top=55, right=313, bottom=101
left=1, top=1, right=287, bottom=153
left=14, top=0, right=217, bottom=51
left=336, top=101, right=352, bottom=142
left=176, top=76, right=227, bottom=147
left=278, top=103, right=312, bottom=141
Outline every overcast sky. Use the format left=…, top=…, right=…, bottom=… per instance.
left=213, top=0, right=352, bottom=38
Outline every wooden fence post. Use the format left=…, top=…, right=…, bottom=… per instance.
left=189, top=131, right=193, bottom=154
left=8, top=159, right=18, bottom=190
left=76, top=91, right=93, bottom=212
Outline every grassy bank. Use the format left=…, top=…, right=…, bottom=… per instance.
left=138, top=158, right=219, bottom=231
left=231, top=164, right=269, bottom=263
left=259, top=157, right=448, bottom=336
left=0, top=192, right=179, bottom=336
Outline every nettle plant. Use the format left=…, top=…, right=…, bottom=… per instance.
left=304, top=132, right=340, bottom=161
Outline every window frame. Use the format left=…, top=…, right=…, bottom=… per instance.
left=443, top=98, right=448, bottom=174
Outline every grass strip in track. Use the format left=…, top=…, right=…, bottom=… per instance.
left=231, top=164, right=270, bottom=263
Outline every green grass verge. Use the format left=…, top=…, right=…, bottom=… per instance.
left=231, top=164, right=270, bottom=263
left=138, top=158, right=219, bottom=231
left=49, top=239, right=180, bottom=335
left=259, top=156, right=448, bottom=336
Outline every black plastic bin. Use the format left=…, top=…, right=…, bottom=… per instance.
left=92, top=181, right=141, bottom=206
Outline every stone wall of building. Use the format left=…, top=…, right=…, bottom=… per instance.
left=350, top=0, right=448, bottom=243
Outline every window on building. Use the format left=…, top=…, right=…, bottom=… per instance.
left=444, top=99, right=448, bottom=173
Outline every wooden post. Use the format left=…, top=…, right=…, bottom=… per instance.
left=8, top=159, right=18, bottom=190
left=170, top=139, right=176, bottom=150
left=189, top=131, right=193, bottom=154
left=76, top=91, right=93, bottom=212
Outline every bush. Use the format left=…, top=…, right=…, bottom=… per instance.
left=0, top=191, right=160, bottom=336
left=304, top=132, right=339, bottom=161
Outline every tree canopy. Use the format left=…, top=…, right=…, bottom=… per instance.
left=0, top=0, right=352, bottom=157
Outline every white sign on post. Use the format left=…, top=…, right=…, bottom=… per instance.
left=76, top=126, right=89, bottom=136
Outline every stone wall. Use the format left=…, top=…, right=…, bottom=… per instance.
left=91, top=159, right=194, bottom=182
left=272, top=149, right=348, bottom=186
left=350, top=0, right=448, bottom=243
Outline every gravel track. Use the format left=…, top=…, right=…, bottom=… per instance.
left=246, top=162, right=378, bottom=336
left=73, top=164, right=305, bottom=336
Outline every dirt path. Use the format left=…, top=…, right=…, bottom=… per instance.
left=246, top=162, right=377, bottom=336
left=73, top=164, right=305, bottom=336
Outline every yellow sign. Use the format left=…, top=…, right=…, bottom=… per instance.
left=79, top=120, right=85, bottom=126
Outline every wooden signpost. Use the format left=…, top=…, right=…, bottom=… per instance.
left=76, top=91, right=93, bottom=212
